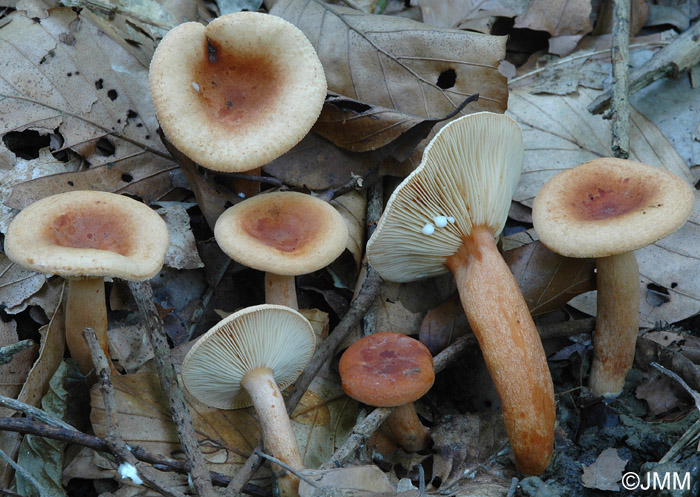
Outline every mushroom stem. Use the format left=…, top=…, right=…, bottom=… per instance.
left=65, top=277, right=109, bottom=375
left=446, top=226, right=555, bottom=475
left=386, top=403, right=430, bottom=452
left=241, top=367, right=303, bottom=497
left=589, top=251, right=640, bottom=397
left=265, top=273, right=298, bottom=310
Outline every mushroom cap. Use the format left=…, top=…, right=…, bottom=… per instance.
left=4, top=191, right=169, bottom=280
left=149, top=12, right=327, bottom=172
left=339, top=332, right=434, bottom=407
left=214, top=192, right=348, bottom=276
left=366, top=112, right=524, bottom=283
left=181, top=304, right=315, bottom=409
left=532, top=158, right=695, bottom=258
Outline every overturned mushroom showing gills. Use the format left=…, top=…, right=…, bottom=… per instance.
left=4, top=191, right=169, bottom=374
left=366, top=112, right=554, bottom=475
left=149, top=11, right=327, bottom=173
left=340, top=332, right=434, bottom=452
left=532, top=158, right=694, bottom=397
left=215, top=192, right=348, bottom=309
left=181, top=304, right=316, bottom=497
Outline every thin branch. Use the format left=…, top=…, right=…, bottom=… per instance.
left=589, top=18, right=700, bottom=114
left=0, top=340, right=33, bottom=365
left=0, top=447, right=50, bottom=497
left=128, top=281, right=215, bottom=497
left=0, top=394, right=75, bottom=431
left=610, top=0, right=631, bottom=158
left=0, top=417, right=269, bottom=496
left=84, top=328, right=187, bottom=497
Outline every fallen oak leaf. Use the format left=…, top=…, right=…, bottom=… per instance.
left=271, top=0, right=507, bottom=117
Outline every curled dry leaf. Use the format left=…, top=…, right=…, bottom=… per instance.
left=635, top=371, right=687, bottom=417
left=0, top=7, right=177, bottom=194
left=331, top=190, right=367, bottom=269
left=271, top=0, right=508, bottom=117
left=514, top=0, right=592, bottom=55
left=0, top=254, right=46, bottom=311
left=155, top=202, right=205, bottom=271
left=0, top=303, right=65, bottom=487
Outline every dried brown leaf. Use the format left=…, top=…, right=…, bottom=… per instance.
left=0, top=254, right=46, bottom=311
left=331, top=190, right=367, bottom=269
left=155, top=202, right=204, bottom=270
left=0, top=301, right=65, bottom=486
left=635, top=336, right=700, bottom=392
left=581, top=447, right=627, bottom=491
left=0, top=7, right=176, bottom=179
left=514, top=0, right=592, bottom=38
left=0, top=321, right=37, bottom=400
left=271, top=0, right=508, bottom=117
left=419, top=0, right=521, bottom=33
left=635, top=372, right=686, bottom=416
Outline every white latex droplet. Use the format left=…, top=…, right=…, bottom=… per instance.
left=433, top=216, right=448, bottom=227
left=118, top=463, right=143, bottom=485
left=422, top=223, right=435, bottom=235
left=447, top=216, right=455, bottom=223
left=192, top=82, right=200, bottom=92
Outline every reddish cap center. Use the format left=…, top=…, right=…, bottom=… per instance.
left=569, top=174, right=657, bottom=221
left=46, top=206, right=133, bottom=255
left=193, top=39, right=281, bottom=130
left=243, top=205, right=322, bottom=253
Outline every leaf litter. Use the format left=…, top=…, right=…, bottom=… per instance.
left=0, top=0, right=700, bottom=496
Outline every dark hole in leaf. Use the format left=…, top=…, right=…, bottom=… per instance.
left=145, top=135, right=151, bottom=140
left=330, top=99, right=372, bottom=113
left=127, top=110, right=138, bottom=119
left=432, top=476, right=443, bottom=489
left=671, top=282, right=678, bottom=288
left=66, top=72, right=72, bottom=77
left=96, top=137, right=115, bottom=156
left=436, top=69, right=457, bottom=90
left=3, top=130, right=50, bottom=159
left=107, top=89, right=118, bottom=101
left=67, top=181, right=74, bottom=186
left=121, top=173, right=133, bottom=183
left=95, top=79, right=104, bottom=89
left=646, top=283, right=670, bottom=307
left=136, top=123, right=143, bottom=128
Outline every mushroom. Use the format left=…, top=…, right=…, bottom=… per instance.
left=214, top=191, right=348, bottom=310
left=4, top=191, right=169, bottom=374
left=532, top=158, right=694, bottom=397
left=149, top=11, right=327, bottom=194
left=181, top=304, right=315, bottom=497
left=365, top=112, right=554, bottom=475
left=339, top=332, right=434, bottom=452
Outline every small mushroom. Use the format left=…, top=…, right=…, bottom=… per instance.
left=339, top=332, right=434, bottom=452
left=149, top=12, right=326, bottom=175
left=532, top=158, right=694, bottom=397
left=214, top=192, right=348, bottom=309
left=366, top=112, right=554, bottom=475
left=181, top=304, right=315, bottom=497
left=4, top=191, right=169, bottom=374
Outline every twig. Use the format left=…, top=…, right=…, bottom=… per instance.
left=659, top=419, right=700, bottom=464
left=0, top=417, right=269, bottom=495
left=84, top=329, right=187, bottom=497
left=610, top=0, right=631, bottom=159
left=187, top=258, right=232, bottom=341
left=506, top=477, right=519, bottom=497
left=0, top=394, right=76, bottom=431
left=650, top=361, right=700, bottom=411
left=128, top=281, right=215, bottom=497
left=320, top=407, right=393, bottom=469
left=589, top=18, right=700, bottom=114
left=253, top=450, right=319, bottom=487
left=0, top=340, right=33, bottom=365
left=0, top=447, right=50, bottom=497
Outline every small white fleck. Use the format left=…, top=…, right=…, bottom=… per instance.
left=422, top=223, right=435, bottom=235
left=118, top=463, right=143, bottom=485
left=192, top=82, right=200, bottom=92
left=125, top=444, right=131, bottom=451
left=447, top=216, right=455, bottom=224
left=237, top=192, right=246, bottom=198
left=188, top=475, right=193, bottom=488
left=433, top=216, right=448, bottom=228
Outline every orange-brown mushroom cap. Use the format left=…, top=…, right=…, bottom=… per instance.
left=339, top=332, right=434, bottom=407
left=149, top=12, right=327, bottom=172
left=4, top=191, right=169, bottom=280
left=533, top=158, right=694, bottom=258
left=214, top=192, right=348, bottom=276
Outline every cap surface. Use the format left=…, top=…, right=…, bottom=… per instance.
left=149, top=12, right=327, bottom=172
left=532, top=158, right=695, bottom=258
left=366, top=112, right=524, bottom=283
left=339, top=332, right=434, bottom=407
left=4, top=191, right=169, bottom=280
left=215, top=192, right=348, bottom=276
left=181, top=304, right=315, bottom=409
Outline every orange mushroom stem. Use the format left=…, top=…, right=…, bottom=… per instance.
left=447, top=226, right=555, bottom=475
